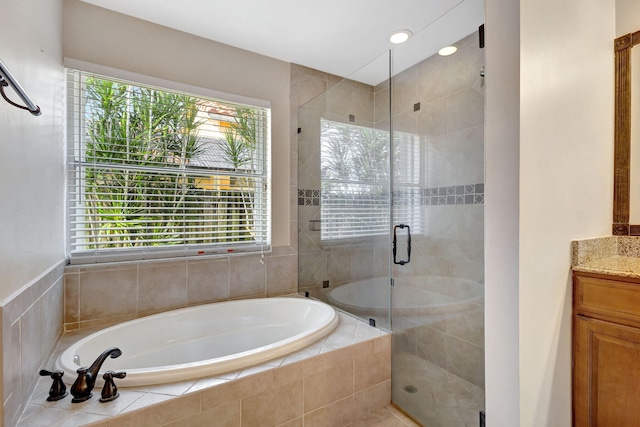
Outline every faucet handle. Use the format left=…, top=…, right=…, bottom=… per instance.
left=39, top=369, right=68, bottom=401
left=99, top=370, right=126, bottom=403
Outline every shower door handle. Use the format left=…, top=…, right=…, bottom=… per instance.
left=393, top=224, right=411, bottom=265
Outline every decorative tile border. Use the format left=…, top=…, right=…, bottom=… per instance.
left=298, top=183, right=485, bottom=206
left=298, top=189, right=320, bottom=206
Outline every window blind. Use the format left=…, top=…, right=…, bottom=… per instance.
left=67, top=70, right=270, bottom=263
left=320, top=119, right=424, bottom=240
left=320, top=120, right=390, bottom=240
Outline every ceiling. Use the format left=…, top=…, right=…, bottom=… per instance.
left=79, top=0, right=484, bottom=85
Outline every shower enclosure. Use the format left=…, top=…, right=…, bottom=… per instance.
left=296, top=5, right=485, bottom=425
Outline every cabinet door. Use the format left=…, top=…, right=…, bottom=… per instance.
left=574, top=315, right=640, bottom=426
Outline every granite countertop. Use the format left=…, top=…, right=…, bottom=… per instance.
left=573, top=255, right=640, bottom=279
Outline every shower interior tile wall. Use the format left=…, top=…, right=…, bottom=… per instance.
left=296, top=32, right=485, bottom=389
left=394, top=32, right=484, bottom=393
left=394, top=32, right=484, bottom=390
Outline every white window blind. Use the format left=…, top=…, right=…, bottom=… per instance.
left=67, top=70, right=270, bottom=263
left=320, top=119, right=424, bottom=240
left=320, top=120, right=390, bottom=240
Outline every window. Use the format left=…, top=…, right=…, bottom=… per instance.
left=320, top=119, right=424, bottom=241
left=67, top=70, right=270, bottom=263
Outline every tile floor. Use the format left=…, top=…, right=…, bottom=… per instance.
left=392, top=351, right=484, bottom=427
left=347, top=405, right=420, bottom=427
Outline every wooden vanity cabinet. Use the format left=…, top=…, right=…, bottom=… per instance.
left=573, top=271, right=640, bottom=426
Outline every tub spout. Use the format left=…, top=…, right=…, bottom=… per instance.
left=70, top=347, right=122, bottom=403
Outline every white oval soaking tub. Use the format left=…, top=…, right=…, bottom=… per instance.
left=55, top=298, right=338, bottom=387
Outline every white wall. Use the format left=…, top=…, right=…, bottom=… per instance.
left=486, top=0, right=615, bottom=425
left=0, top=0, right=66, bottom=301
left=616, top=0, right=640, bottom=37
left=62, top=0, right=292, bottom=248
left=484, top=0, right=520, bottom=424
left=519, top=0, right=614, bottom=425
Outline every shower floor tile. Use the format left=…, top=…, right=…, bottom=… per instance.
left=347, top=405, right=421, bottom=427
left=392, top=351, right=484, bottom=427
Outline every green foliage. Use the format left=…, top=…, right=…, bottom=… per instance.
left=220, top=107, right=259, bottom=239
left=221, top=107, right=257, bottom=170
left=321, top=121, right=391, bottom=197
left=82, top=78, right=255, bottom=249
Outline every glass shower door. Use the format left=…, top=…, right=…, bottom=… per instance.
left=389, top=14, right=486, bottom=427
left=297, top=51, right=392, bottom=329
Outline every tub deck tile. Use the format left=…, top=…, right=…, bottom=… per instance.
left=17, top=310, right=389, bottom=427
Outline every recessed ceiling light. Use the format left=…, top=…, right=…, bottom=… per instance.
left=438, top=46, right=458, bottom=56
left=389, top=30, right=413, bottom=44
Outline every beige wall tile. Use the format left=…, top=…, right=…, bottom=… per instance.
left=202, top=371, right=273, bottom=410
left=447, top=88, right=484, bottom=132
left=416, top=97, right=447, bottom=137
left=446, top=335, right=484, bottom=388
left=327, top=249, right=352, bottom=284
left=64, top=273, right=79, bottom=323
left=79, top=266, right=137, bottom=320
left=187, top=259, right=230, bottom=305
left=418, top=54, right=448, bottom=103
left=392, top=72, right=419, bottom=116
left=303, top=395, right=354, bottom=427
left=354, top=348, right=391, bottom=392
left=351, top=89, right=375, bottom=123
left=229, top=255, right=266, bottom=298
left=20, top=301, right=43, bottom=405
left=275, top=417, right=303, bottom=427
left=416, top=326, right=447, bottom=369
left=297, top=74, right=327, bottom=107
left=272, top=360, right=304, bottom=388
left=241, top=379, right=303, bottom=427
left=163, top=400, right=240, bottom=427
left=42, top=278, right=64, bottom=360
left=326, top=340, right=374, bottom=368
left=75, top=417, right=109, bottom=426
left=78, top=313, right=137, bottom=330
left=109, top=393, right=201, bottom=427
left=351, top=248, right=375, bottom=281
left=3, top=318, right=21, bottom=412
left=266, top=254, right=297, bottom=295
left=447, top=43, right=484, bottom=95
left=303, top=359, right=353, bottom=412
left=353, top=380, right=392, bottom=421
left=446, top=300, right=484, bottom=346
left=138, top=261, right=187, bottom=313
left=374, top=335, right=391, bottom=353
left=326, top=82, right=351, bottom=115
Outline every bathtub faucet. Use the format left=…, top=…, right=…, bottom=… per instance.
left=70, top=347, right=122, bottom=403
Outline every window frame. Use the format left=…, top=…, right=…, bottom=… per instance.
left=65, top=60, right=271, bottom=264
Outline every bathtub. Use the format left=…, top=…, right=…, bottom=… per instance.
left=327, top=276, right=482, bottom=318
left=55, top=297, right=338, bottom=387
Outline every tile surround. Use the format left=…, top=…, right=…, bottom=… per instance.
left=64, top=249, right=297, bottom=331
left=2, top=260, right=66, bottom=427
left=295, top=31, right=485, bottom=426
left=18, top=311, right=390, bottom=427
left=297, top=184, right=485, bottom=206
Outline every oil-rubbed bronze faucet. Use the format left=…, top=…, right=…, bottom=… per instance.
left=70, top=347, right=122, bottom=403
left=39, top=369, right=68, bottom=401
left=100, top=370, right=127, bottom=402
